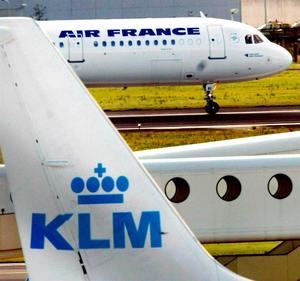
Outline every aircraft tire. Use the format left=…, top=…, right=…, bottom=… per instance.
left=205, top=101, right=219, bottom=115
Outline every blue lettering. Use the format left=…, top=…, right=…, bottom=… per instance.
left=107, top=29, right=120, bottom=37
left=139, top=28, right=156, bottom=36
left=85, top=30, right=100, bottom=37
left=122, top=29, right=137, bottom=37
left=79, top=214, right=110, bottom=249
left=172, top=28, right=186, bottom=35
left=59, top=30, right=76, bottom=38
left=59, top=30, right=100, bottom=38
left=187, top=27, right=200, bottom=35
left=76, top=30, right=84, bottom=38
left=156, top=28, right=171, bottom=36
left=31, top=213, right=73, bottom=250
left=113, top=211, right=162, bottom=248
left=30, top=211, right=162, bottom=250
left=59, top=28, right=199, bottom=38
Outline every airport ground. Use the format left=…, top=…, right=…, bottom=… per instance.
left=0, top=123, right=299, bottom=163
left=90, top=63, right=300, bottom=111
left=0, top=66, right=300, bottom=280
left=0, top=65, right=300, bottom=162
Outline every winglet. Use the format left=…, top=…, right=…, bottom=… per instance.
left=200, top=11, right=206, bottom=18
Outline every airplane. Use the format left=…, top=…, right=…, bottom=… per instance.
left=0, top=18, right=249, bottom=280
left=37, top=15, right=292, bottom=115
left=2, top=131, right=300, bottom=244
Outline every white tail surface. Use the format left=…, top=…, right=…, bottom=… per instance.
left=0, top=18, right=249, bottom=281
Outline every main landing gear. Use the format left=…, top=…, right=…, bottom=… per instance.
left=203, top=83, right=220, bottom=115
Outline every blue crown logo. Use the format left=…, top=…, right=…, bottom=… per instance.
left=71, top=163, right=129, bottom=205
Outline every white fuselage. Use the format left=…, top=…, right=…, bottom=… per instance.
left=38, top=17, right=292, bottom=87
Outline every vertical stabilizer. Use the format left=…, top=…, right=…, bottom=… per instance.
left=0, top=18, right=249, bottom=281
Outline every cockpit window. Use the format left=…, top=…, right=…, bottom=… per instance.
left=253, top=34, right=264, bottom=44
left=245, top=34, right=253, bottom=44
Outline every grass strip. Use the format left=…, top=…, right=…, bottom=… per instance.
left=204, top=241, right=282, bottom=256
left=90, top=67, right=300, bottom=111
left=0, top=127, right=299, bottom=164
left=120, top=127, right=299, bottom=151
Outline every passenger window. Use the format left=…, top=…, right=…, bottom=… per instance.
left=137, top=40, right=141, bottom=46
left=59, top=42, right=64, bottom=48
left=253, top=34, right=263, bottom=44
left=111, top=41, right=116, bottom=47
left=245, top=34, right=253, bottom=44
left=162, top=39, right=167, bottom=45
left=145, top=40, right=150, bottom=46
left=216, top=176, right=241, bottom=202
left=165, top=177, right=190, bottom=203
left=120, top=41, right=124, bottom=47
left=102, top=41, right=107, bottom=47
left=94, top=41, right=99, bottom=47
left=171, top=39, right=176, bottom=45
left=154, top=39, right=158, bottom=46
left=128, top=40, right=133, bottom=46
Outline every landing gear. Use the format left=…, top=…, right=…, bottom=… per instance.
left=205, top=101, right=219, bottom=115
left=203, top=83, right=220, bottom=115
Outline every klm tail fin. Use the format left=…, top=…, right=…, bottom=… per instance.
left=0, top=18, right=249, bottom=281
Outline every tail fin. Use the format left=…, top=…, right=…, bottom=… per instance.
left=0, top=18, right=249, bottom=281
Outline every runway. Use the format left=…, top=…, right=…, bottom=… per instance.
left=106, top=106, right=300, bottom=131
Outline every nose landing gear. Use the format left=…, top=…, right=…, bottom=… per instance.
left=203, top=83, right=220, bottom=115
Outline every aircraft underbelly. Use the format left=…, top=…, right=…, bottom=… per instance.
left=75, top=52, right=187, bottom=85
left=150, top=59, right=183, bottom=82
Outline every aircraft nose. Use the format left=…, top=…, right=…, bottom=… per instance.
left=277, top=45, right=293, bottom=70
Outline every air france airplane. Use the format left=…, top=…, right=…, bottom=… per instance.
left=0, top=18, right=250, bottom=280
left=38, top=15, right=292, bottom=114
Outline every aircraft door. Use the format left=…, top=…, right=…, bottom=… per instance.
left=67, top=35, right=85, bottom=63
left=207, top=25, right=226, bottom=60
